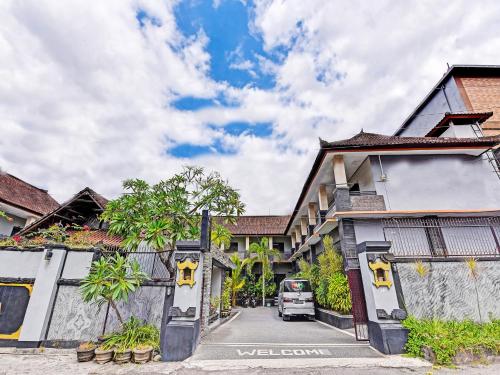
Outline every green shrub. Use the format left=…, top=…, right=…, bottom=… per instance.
left=326, top=272, right=351, bottom=314
left=222, top=277, right=232, bottom=310
left=256, top=272, right=276, bottom=298
left=403, top=316, right=500, bottom=365
left=102, top=317, right=160, bottom=352
left=314, top=236, right=352, bottom=314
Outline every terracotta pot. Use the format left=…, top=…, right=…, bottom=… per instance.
left=76, top=347, right=95, bottom=362
left=114, top=349, right=132, bottom=364
left=94, top=348, right=114, bottom=364
left=132, top=346, right=153, bottom=364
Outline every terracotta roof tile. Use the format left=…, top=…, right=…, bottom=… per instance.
left=0, top=173, right=59, bottom=215
left=215, top=215, right=291, bottom=235
left=319, top=131, right=500, bottom=150
left=425, top=112, right=493, bottom=136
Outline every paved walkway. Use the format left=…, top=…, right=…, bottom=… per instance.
left=190, top=307, right=381, bottom=360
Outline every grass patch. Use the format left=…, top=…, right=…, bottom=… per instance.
left=402, top=316, right=500, bottom=365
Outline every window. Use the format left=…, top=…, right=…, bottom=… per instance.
left=272, top=242, right=284, bottom=253
left=284, top=280, right=312, bottom=293
left=228, top=242, right=238, bottom=252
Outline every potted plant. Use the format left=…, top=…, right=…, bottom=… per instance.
left=76, top=342, right=96, bottom=362
left=94, top=344, right=114, bottom=364
left=114, top=346, right=132, bottom=364
left=132, top=344, right=153, bottom=364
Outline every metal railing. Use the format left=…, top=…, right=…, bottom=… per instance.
left=102, top=245, right=171, bottom=280
left=348, top=190, right=377, bottom=196
left=383, top=217, right=500, bottom=258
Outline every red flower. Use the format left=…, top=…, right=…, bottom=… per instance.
left=12, top=235, right=22, bottom=243
left=83, top=225, right=90, bottom=231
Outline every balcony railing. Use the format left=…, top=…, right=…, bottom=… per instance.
left=383, top=217, right=500, bottom=258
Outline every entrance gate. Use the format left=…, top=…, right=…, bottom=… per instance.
left=347, top=269, right=369, bottom=341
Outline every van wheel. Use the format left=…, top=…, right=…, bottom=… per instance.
left=278, top=310, right=282, bottom=317
left=283, top=315, right=289, bottom=321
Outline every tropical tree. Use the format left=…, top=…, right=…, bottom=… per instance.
left=228, top=253, right=252, bottom=306
left=248, top=237, right=281, bottom=306
left=80, top=253, right=148, bottom=325
left=211, top=223, right=232, bottom=249
left=101, top=166, right=245, bottom=277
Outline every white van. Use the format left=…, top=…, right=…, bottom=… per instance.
left=277, top=278, right=315, bottom=321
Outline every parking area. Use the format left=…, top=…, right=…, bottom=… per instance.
left=190, top=307, right=382, bottom=360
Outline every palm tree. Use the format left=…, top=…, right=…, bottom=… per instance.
left=248, top=237, right=281, bottom=307
left=228, top=254, right=252, bottom=306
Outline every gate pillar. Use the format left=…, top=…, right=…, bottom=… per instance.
left=161, top=240, right=206, bottom=361
left=357, top=241, right=408, bottom=354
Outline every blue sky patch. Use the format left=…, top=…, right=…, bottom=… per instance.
left=222, top=121, right=273, bottom=137
left=171, top=93, right=239, bottom=111
left=168, top=138, right=236, bottom=158
left=174, top=0, right=285, bottom=89
left=136, top=9, right=162, bottom=28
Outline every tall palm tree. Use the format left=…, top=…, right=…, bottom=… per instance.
left=248, top=237, right=281, bottom=306
left=228, top=254, right=252, bottom=306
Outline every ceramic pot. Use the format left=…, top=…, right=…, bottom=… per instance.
left=76, top=347, right=95, bottom=362
left=94, top=348, right=114, bottom=364
left=114, top=349, right=132, bottom=364
left=132, top=346, right=153, bottom=364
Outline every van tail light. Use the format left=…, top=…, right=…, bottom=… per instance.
left=305, top=297, right=314, bottom=302
left=283, top=297, right=293, bottom=303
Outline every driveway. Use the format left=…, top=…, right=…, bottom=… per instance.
left=190, top=307, right=382, bottom=360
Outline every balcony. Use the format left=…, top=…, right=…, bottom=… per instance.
left=349, top=190, right=386, bottom=211
left=383, top=217, right=500, bottom=258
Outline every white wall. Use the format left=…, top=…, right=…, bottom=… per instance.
left=0, top=250, right=43, bottom=278
left=370, top=154, right=500, bottom=211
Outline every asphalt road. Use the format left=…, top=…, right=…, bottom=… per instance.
left=190, top=306, right=381, bottom=360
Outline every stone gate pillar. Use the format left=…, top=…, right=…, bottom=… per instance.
left=162, top=240, right=206, bottom=361
left=357, top=241, right=408, bottom=354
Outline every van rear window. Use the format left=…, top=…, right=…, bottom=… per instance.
left=284, top=280, right=311, bottom=292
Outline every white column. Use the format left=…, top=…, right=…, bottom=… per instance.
left=300, top=218, right=308, bottom=236
left=333, top=155, right=348, bottom=188
left=318, top=184, right=328, bottom=211
left=308, top=203, right=317, bottom=226
left=245, top=236, right=250, bottom=252
left=268, top=236, right=273, bottom=249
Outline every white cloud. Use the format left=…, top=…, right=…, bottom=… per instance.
left=1, top=0, right=500, bottom=215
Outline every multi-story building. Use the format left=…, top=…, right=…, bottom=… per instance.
left=216, top=215, right=294, bottom=284
left=395, top=65, right=500, bottom=137
left=0, top=173, right=59, bottom=236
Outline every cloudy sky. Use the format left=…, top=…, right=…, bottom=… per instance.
left=1, top=0, right=500, bottom=214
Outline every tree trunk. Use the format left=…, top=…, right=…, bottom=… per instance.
left=109, top=299, right=124, bottom=325
left=157, top=247, right=175, bottom=279
left=262, top=272, right=266, bottom=307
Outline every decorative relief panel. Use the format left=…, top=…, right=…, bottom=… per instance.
left=47, top=285, right=106, bottom=341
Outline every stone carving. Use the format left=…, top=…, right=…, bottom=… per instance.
left=396, top=261, right=500, bottom=322
left=47, top=285, right=107, bottom=341
left=105, top=286, right=166, bottom=333
left=176, top=259, right=198, bottom=287
left=169, top=306, right=196, bottom=318
left=174, top=252, right=200, bottom=262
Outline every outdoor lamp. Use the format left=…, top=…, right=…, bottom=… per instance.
left=44, top=249, right=53, bottom=261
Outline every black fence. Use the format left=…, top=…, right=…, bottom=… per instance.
left=383, top=217, right=500, bottom=258
left=102, top=245, right=171, bottom=280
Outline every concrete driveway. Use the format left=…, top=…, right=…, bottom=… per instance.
left=190, top=307, right=382, bottom=360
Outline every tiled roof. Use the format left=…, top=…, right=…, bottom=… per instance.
left=0, top=173, right=59, bottom=215
left=319, top=131, right=500, bottom=150
left=20, top=187, right=108, bottom=234
left=425, top=112, right=493, bottom=136
left=215, top=215, right=291, bottom=236
left=68, top=229, right=122, bottom=247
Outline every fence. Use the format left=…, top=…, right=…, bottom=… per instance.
left=383, top=217, right=500, bottom=258
left=101, top=246, right=171, bottom=280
